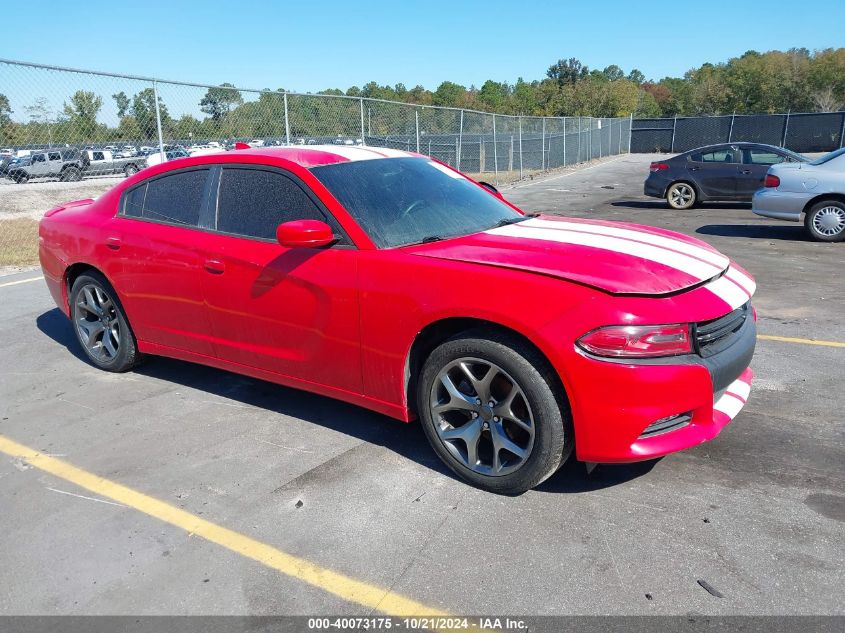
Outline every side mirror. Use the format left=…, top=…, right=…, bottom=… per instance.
left=276, top=219, right=336, bottom=248
left=478, top=181, right=504, bottom=199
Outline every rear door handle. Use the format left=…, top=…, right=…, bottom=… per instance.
left=204, top=259, right=225, bottom=274
left=106, top=237, right=121, bottom=250
left=741, top=169, right=752, bottom=174
left=688, top=166, right=699, bottom=171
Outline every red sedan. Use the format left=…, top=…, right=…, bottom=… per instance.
left=39, top=146, right=756, bottom=494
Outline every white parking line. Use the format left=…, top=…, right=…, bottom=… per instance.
left=0, top=275, right=43, bottom=288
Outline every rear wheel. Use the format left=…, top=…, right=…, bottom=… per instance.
left=804, top=200, right=845, bottom=242
left=417, top=329, right=571, bottom=494
left=124, top=163, right=139, bottom=177
left=70, top=272, right=139, bottom=372
left=667, top=181, right=696, bottom=209
left=61, top=166, right=82, bottom=182
left=14, top=173, right=29, bottom=184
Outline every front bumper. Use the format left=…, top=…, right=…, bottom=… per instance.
left=751, top=188, right=809, bottom=222
left=569, top=310, right=756, bottom=463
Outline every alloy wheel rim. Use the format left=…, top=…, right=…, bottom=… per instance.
left=74, top=283, right=121, bottom=362
left=430, top=358, right=535, bottom=477
left=670, top=185, right=693, bottom=207
left=813, top=206, right=845, bottom=236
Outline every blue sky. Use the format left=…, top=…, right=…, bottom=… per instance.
left=1, top=0, right=842, bottom=92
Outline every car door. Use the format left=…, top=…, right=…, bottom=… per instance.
left=198, top=165, right=362, bottom=394
left=47, top=151, right=63, bottom=177
left=106, top=166, right=218, bottom=356
left=738, top=147, right=788, bottom=198
left=29, top=153, right=50, bottom=178
left=686, top=146, right=741, bottom=199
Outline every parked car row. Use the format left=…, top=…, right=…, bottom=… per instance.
left=644, top=141, right=845, bottom=241
left=2, top=137, right=363, bottom=184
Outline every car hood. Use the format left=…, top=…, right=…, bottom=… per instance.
left=404, top=215, right=731, bottom=295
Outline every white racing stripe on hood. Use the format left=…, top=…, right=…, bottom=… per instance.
left=724, top=267, right=756, bottom=297
left=702, top=276, right=750, bottom=310
left=488, top=224, right=724, bottom=281
left=523, top=218, right=729, bottom=268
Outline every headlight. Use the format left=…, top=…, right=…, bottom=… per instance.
left=577, top=324, right=693, bottom=358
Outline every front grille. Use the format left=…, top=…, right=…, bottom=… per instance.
left=694, top=302, right=750, bottom=358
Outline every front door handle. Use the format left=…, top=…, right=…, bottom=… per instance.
left=688, top=166, right=700, bottom=171
left=106, top=237, right=121, bottom=250
left=741, top=169, right=752, bottom=174
left=204, top=259, right=225, bottom=274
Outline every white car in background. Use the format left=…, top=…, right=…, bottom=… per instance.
left=752, top=147, right=845, bottom=242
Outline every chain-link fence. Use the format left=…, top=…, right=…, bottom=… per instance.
left=0, top=58, right=631, bottom=267
left=631, top=112, right=845, bottom=154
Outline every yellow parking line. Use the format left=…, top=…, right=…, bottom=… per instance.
left=0, top=433, right=447, bottom=617
left=758, top=334, right=845, bottom=349
left=0, top=275, right=43, bottom=288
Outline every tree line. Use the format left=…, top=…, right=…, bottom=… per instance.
left=1, top=47, right=843, bottom=146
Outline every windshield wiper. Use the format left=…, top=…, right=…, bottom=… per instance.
left=494, top=212, right=539, bottom=228
left=420, top=235, right=444, bottom=243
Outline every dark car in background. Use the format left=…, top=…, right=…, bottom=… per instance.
left=644, top=142, right=807, bottom=209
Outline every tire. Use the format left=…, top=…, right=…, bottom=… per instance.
left=61, top=166, right=82, bottom=182
left=804, top=200, right=845, bottom=242
left=416, top=329, right=571, bottom=494
left=666, top=181, right=697, bottom=210
left=69, top=271, right=140, bottom=372
left=124, top=163, right=139, bottom=177
left=11, top=172, right=28, bottom=184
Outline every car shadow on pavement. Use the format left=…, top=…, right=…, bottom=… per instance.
left=36, top=307, right=655, bottom=495
left=696, top=224, right=811, bottom=241
left=611, top=200, right=751, bottom=210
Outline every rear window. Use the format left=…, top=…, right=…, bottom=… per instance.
left=123, top=169, right=209, bottom=226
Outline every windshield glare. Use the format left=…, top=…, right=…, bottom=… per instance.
left=311, top=157, right=521, bottom=248
left=809, top=147, right=845, bottom=166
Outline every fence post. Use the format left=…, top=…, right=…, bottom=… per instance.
left=508, top=135, right=513, bottom=172
left=670, top=115, right=677, bottom=152
left=359, top=98, right=366, bottom=145
left=728, top=112, right=735, bottom=143
left=457, top=109, right=463, bottom=171
left=283, top=93, right=291, bottom=145
left=577, top=117, right=581, bottom=163
left=492, top=115, right=499, bottom=186
left=541, top=118, right=546, bottom=170
left=518, top=117, right=523, bottom=179
left=415, top=109, right=420, bottom=153
left=781, top=110, right=790, bottom=148
left=152, top=81, right=165, bottom=158
left=628, top=113, right=633, bottom=153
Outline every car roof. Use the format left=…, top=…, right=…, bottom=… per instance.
left=222, top=145, right=419, bottom=168
left=682, top=142, right=784, bottom=155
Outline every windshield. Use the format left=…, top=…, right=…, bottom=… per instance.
left=311, top=157, right=522, bottom=248
left=809, top=147, right=845, bottom=166
left=16, top=156, right=32, bottom=166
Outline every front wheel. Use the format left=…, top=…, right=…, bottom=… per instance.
left=805, top=200, right=845, bottom=242
left=666, top=182, right=697, bottom=210
left=417, top=329, right=571, bottom=494
left=70, top=272, right=139, bottom=372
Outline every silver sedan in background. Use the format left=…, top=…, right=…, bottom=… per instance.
left=753, top=148, right=845, bottom=241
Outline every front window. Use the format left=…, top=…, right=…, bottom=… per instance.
left=311, top=157, right=521, bottom=248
